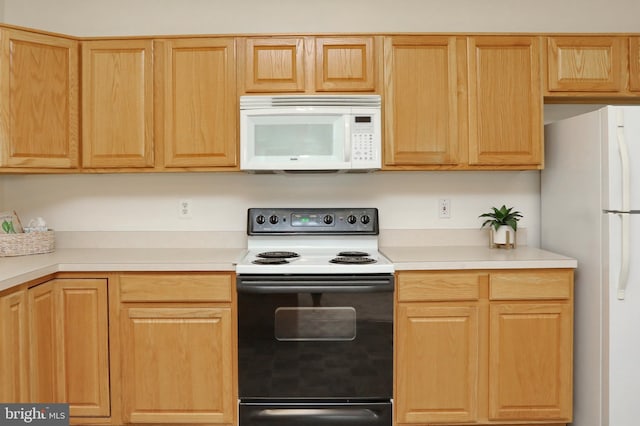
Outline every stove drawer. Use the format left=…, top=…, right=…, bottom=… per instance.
left=119, top=272, right=233, bottom=302
left=240, top=402, right=392, bottom=426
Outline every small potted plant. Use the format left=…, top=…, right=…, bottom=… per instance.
left=479, top=205, right=522, bottom=247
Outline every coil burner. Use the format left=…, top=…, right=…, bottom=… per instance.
left=330, top=256, right=377, bottom=265
left=256, top=251, right=300, bottom=259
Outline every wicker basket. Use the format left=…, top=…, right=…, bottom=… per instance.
left=0, top=230, right=55, bottom=257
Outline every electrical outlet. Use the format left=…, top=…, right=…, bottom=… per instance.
left=438, top=198, right=451, bottom=218
left=179, top=199, right=192, bottom=219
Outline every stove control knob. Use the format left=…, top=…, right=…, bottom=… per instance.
left=256, top=215, right=266, bottom=225
left=347, top=215, right=357, bottom=224
left=269, top=215, right=279, bottom=225
left=323, top=215, right=334, bottom=225
left=360, top=215, right=371, bottom=224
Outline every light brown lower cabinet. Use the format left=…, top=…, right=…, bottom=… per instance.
left=395, top=269, right=574, bottom=426
left=28, top=278, right=111, bottom=418
left=1, top=271, right=237, bottom=425
left=117, top=273, right=236, bottom=425
left=0, top=289, right=29, bottom=402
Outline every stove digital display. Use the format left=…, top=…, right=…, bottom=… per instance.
left=291, top=213, right=332, bottom=227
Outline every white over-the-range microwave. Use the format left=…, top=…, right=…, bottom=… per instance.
left=239, top=95, right=382, bottom=172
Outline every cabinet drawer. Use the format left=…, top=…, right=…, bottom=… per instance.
left=119, top=273, right=232, bottom=302
left=489, top=270, right=573, bottom=300
left=397, top=272, right=484, bottom=302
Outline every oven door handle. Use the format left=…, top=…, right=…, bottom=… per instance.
left=237, top=280, right=394, bottom=294
left=256, top=407, right=380, bottom=421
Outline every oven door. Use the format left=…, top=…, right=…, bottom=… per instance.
left=237, top=274, right=394, bottom=401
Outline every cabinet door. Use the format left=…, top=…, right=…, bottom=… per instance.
left=121, top=305, right=234, bottom=424
left=155, top=38, right=237, bottom=168
left=28, top=279, right=110, bottom=417
left=240, top=37, right=306, bottom=93
left=396, top=304, right=478, bottom=424
left=384, top=36, right=462, bottom=167
left=82, top=39, right=154, bottom=168
left=315, top=37, right=377, bottom=92
left=28, top=281, right=57, bottom=403
left=0, top=29, right=79, bottom=168
left=546, top=36, right=626, bottom=92
left=56, top=279, right=110, bottom=417
left=630, top=37, right=640, bottom=92
left=489, top=302, right=572, bottom=421
left=468, top=36, right=542, bottom=167
left=0, top=290, right=29, bottom=402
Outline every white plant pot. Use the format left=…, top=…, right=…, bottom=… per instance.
left=492, top=226, right=514, bottom=245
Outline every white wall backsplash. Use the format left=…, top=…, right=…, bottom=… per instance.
left=3, top=0, right=640, bottom=35
left=0, top=171, right=541, bottom=246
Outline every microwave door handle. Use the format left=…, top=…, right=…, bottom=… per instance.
left=344, top=118, right=351, bottom=162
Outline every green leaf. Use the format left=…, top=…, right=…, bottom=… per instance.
left=2, top=220, right=15, bottom=233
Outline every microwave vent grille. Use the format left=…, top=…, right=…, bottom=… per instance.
left=240, top=95, right=381, bottom=109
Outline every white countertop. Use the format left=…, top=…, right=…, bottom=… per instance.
left=0, top=245, right=577, bottom=294
left=0, top=248, right=245, bottom=293
left=381, top=245, right=577, bottom=270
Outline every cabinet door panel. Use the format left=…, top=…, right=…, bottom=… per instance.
left=468, top=36, right=542, bottom=166
left=384, top=36, right=461, bottom=167
left=0, top=29, right=78, bottom=168
left=489, top=302, right=572, bottom=421
left=315, top=37, right=376, bottom=91
left=630, top=37, right=640, bottom=92
left=28, top=281, right=57, bottom=403
left=156, top=38, right=237, bottom=168
left=57, top=279, right=110, bottom=417
left=396, top=304, right=478, bottom=424
left=0, top=290, right=29, bottom=402
left=547, top=36, right=626, bottom=92
left=121, top=306, right=234, bottom=424
left=27, top=279, right=110, bottom=417
left=82, top=39, right=154, bottom=168
left=241, top=38, right=305, bottom=92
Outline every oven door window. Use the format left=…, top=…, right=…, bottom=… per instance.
left=275, top=307, right=356, bottom=341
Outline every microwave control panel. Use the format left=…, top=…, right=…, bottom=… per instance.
left=351, top=115, right=379, bottom=164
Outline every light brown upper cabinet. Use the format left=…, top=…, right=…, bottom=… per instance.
left=315, top=37, right=377, bottom=91
left=154, top=38, right=237, bottom=169
left=545, top=36, right=629, bottom=96
left=468, top=36, right=543, bottom=168
left=82, top=39, right=154, bottom=168
left=0, top=28, right=79, bottom=169
left=384, top=35, right=542, bottom=170
left=238, top=36, right=380, bottom=94
left=383, top=36, right=464, bottom=168
left=630, top=37, right=640, bottom=92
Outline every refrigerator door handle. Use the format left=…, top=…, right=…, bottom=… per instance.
left=616, top=109, right=631, bottom=213
left=617, top=212, right=631, bottom=300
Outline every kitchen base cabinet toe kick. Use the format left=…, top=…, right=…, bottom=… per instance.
left=394, top=269, right=574, bottom=426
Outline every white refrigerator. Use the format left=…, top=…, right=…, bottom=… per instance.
left=541, top=106, right=640, bottom=426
